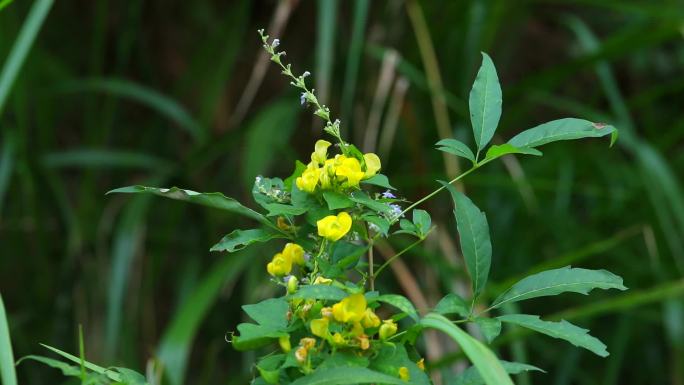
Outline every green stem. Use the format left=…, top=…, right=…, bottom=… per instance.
left=373, top=232, right=430, bottom=280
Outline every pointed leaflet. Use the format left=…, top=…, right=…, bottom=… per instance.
left=469, top=52, right=502, bottom=151
left=442, top=182, right=492, bottom=297
left=498, top=314, right=609, bottom=357
left=210, top=228, right=284, bottom=253
left=434, top=293, right=470, bottom=317
left=483, top=144, right=542, bottom=163
left=473, top=317, right=502, bottom=344
left=508, top=118, right=617, bottom=149
left=107, top=185, right=270, bottom=226
left=289, top=367, right=406, bottom=385
left=490, top=266, right=627, bottom=310
left=436, top=139, right=476, bottom=163
left=420, top=313, right=514, bottom=385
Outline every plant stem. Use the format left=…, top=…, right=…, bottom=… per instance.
left=373, top=234, right=429, bottom=280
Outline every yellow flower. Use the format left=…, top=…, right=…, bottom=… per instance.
left=279, top=335, right=291, bottom=352
left=363, top=153, right=381, bottom=178
left=313, top=276, right=332, bottom=285
left=296, top=163, right=320, bottom=193
left=311, top=139, right=332, bottom=165
left=357, top=334, right=370, bottom=350
left=266, top=253, right=292, bottom=276
left=331, top=332, right=346, bottom=346
left=417, top=358, right=425, bottom=371
left=361, top=308, right=381, bottom=328
left=319, top=159, right=336, bottom=189
left=310, top=318, right=330, bottom=338
left=317, top=212, right=352, bottom=241
left=320, top=307, right=333, bottom=319
left=332, top=293, right=367, bottom=323
left=350, top=321, right=364, bottom=336
left=283, top=243, right=305, bottom=265
left=398, top=367, right=410, bottom=381
left=299, top=337, right=316, bottom=350
left=295, top=346, right=308, bottom=364
left=286, top=275, right=298, bottom=294
left=379, top=319, right=398, bottom=340
left=335, top=156, right=365, bottom=187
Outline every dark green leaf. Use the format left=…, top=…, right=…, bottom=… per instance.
left=361, top=174, right=395, bottom=190
left=289, top=285, right=348, bottom=301
left=412, top=209, right=431, bottom=237
left=483, top=144, right=542, bottom=162
left=323, top=191, right=355, bottom=210
left=469, top=53, right=502, bottom=151
left=473, top=317, right=501, bottom=344
left=263, top=203, right=308, bottom=217
left=374, top=294, right=419, bottom=322
left=436, top=139, right=476, bottom=163
left=498, top=314, right=609, bottom=357
left=242, top=298, right=289, bottom=329
left=210, top=228, right=284, bottom=253
left=17, top=355, right=80, bottom=377
left=349, top=191, right=391, bottom=215
left=490, top=266, right=627, bottom=310
left=507, top=118, right=617, bottom=149
left=443, top=183, right=492, bottom=297
left=369, top=345, right=430, bottom=385
left=434, top=293, right=470, bottom=317
left=289, top=366, right=406, bottom=385
left=450, top=360, right=545, bottom=385
left=106, top=185, right=268, bottom=225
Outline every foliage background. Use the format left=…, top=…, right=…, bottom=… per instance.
left=1, top=0, right=683, bottom=384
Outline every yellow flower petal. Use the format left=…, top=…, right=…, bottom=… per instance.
left=398, top=367, right=410, bottom=381
left=332, top=293, right=367, bottom=323
left=283, top=243, right=305, bottom=265
left=266, top=253, right=292, bottom=276
left=361, top=308, right=381, bottom=328
left=310, top=318, right=330, bottom=338
left=311, top=140, right=332, bottom=165
left=363, top=153, right=381, bottom=178
left=379, top=319, right=398, bottom=340
left=335, top=156, right=364, bottom=187
left=296, top=163, right=320, bottom=193
left=317, top=212, right=352, bottom=241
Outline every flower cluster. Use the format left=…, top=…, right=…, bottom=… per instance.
left=266, top=243, right=305, bottom=277
left=296, top=140, right=381, bottom=193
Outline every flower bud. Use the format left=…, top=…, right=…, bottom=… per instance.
left=379, top=319, right=398, bottom=340
left=299, top=337, right=316, bottom=350
left=286, top=275, right=298, bottom=294
left=295, top=346, right=308, bottom=364
left=357, top=334, right=370, bottom=350
left=398, top=367, right=410, bottom=381
left=278, top=335, right=291, bottom=352
left=331, top=332, right=346, bottom=346
left=417, top=358, right=425, bottom=371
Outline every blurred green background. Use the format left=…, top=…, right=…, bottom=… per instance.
left=1, top=0, right=684, bottom=384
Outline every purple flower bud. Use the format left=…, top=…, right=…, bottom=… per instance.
left=382, top=190, right=396, bottom=199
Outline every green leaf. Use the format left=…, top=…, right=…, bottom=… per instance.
left=434, top=293, right=470, bottom=317
left=290, top=285, right=348, bottom=301
left=420, top=313, right=514, bottom=385
left=483, top=144, right=542, bottom=162
left=412, top=209, right=431, bottom=238
left=289, top=367, right=407, bottom=385
left=349, top=191, right=391, bottom=215
left=0, top=0, right=15, bottom=12
left=362, top=214, right=390, bottom=237
left=473, top=317, right=501, bottom=344
left=361, top=174, right=395, bottom=190
left=323, top=191, right=355, bottom=210
left=498, top=314, right=609, bottom=357
left=370, top=345, right=430, bottom=385
left=17, top=355, right=80, bottom=377
left=490, top=266, right=627, bottom=310
left=374, top=294, right=419, bottom=322
left=263, top=203, right=308, bottom=217
left=107, top=185, right=268, bottom=225
left=252, top=176, right=286, bottom=209
left=443, top=183, right=492, bottom=297
left=507, top=118, right=617, bottom=149
left=451, top=360, right=545, bottom=385
left=0, top=295, right=17, bottom=385
left=256, top=354, right=285, bottom=385
left=38, top=344, right=122, bottom=382
left=210, top=228, right=283, bottom=253
left=436, top=139, right=476, bottom=163
left=243, top=298, right=289, bottom=329
left=469, top=52, right=502, bottom=151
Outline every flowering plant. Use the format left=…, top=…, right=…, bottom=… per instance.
left=27, top=30, right=625, bottom=385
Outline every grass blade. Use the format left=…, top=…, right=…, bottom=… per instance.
left=340, top=0, right=369, bottom=126
left=0, top=294, right=17, bottom=385
left=0, top=0, right=53, bottom=116
left=315, top=0, right=338, bottom=109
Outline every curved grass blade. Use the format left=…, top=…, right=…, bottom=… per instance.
left=452, top=360, right=545, bottom=385
left=0, top=295, right=17, bottom=385
left=41, top=149, right=173, bottom=171
left=157, top=251, right=252, bottom=385
left=38, top=343, right=122, bottom=382
left=57, top=78, right=204, bottom=141
left=420, top=313, right=514, bottom=385
left=0, top=0, right=53, bottom=116
left=469, top=52, right=502, bottom=151
left=490, top=266, right=627, bottom=310
left=498, top=314, right=608, bottom=357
